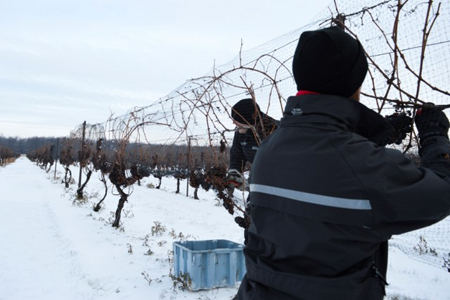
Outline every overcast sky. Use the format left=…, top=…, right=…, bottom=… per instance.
left=0, top=0, right=332, bottom=138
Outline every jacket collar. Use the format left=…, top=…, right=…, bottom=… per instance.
left=281, top=94, right=394, bottom=143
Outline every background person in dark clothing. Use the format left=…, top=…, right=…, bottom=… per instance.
left=236, top=26, right=450, bottom=300
left=227, top=98, right=278, bottom=192
left=226, top=98, right=278, bottom=231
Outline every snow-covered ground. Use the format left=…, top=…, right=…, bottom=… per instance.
left=1, top=156, right=450, bottom=300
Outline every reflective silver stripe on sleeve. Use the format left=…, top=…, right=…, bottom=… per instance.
left=250, top=184, right=372, bottom=210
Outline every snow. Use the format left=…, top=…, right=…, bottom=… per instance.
left=1, top=156, right=450, bottom=300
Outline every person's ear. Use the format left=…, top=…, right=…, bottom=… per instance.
left=349, top=86, right=362, bottom=102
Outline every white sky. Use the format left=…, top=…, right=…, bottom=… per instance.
left=0, top=0, right=332, bottom=138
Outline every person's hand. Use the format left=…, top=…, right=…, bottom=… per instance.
left=384, top=112, right=413, bottom=145
left=415, top=104, right=449, bottom=141
left=225, top=169, right=249, bottom=192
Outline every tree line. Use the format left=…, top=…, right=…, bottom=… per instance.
left=0, top=136, right=61, bottom=155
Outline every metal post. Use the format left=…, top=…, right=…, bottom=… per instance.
left=78, top=121, right=86, bottom=188
left=53, top=138, right=59, bottom=180
left=186, top=136, right=191, bottom=197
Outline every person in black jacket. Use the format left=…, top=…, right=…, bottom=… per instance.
left=226, top=98, right=278, bottom=231
left=227, top=98, right=278, bottom=191
left=236, top=26, right=450, bottom=300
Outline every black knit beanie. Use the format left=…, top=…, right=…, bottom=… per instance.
left=292, top=26, right=368, bottom=97
left=231, top=98, right=260, bottom=125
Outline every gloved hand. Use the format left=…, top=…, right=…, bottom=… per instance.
left=225, top=169, right=249, bottom=192
left=415, top=104, right=449, bottom=141
left=384, top=112, right=413, bottom=145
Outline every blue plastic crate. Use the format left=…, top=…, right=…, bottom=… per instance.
left=173, top=239, right=246, bottom=291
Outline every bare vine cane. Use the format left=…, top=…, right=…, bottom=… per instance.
left=76, top=139, right=94, bottom=200
left=59, top=138, right=76, bottom=188
left=92, top=138, right=113, bottom=212
left=102, top=111, right=170, bottom=227
left=325, top=0, right=447, bottom=155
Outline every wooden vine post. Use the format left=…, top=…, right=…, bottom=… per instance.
left=78, top=121, right=86, bottom=189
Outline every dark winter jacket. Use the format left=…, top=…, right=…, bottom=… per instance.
left=230, top=114, right=278, bottom=172
left=230, top=130, right=260, bottom=172
left=237, top=94, right=450, bottom=300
